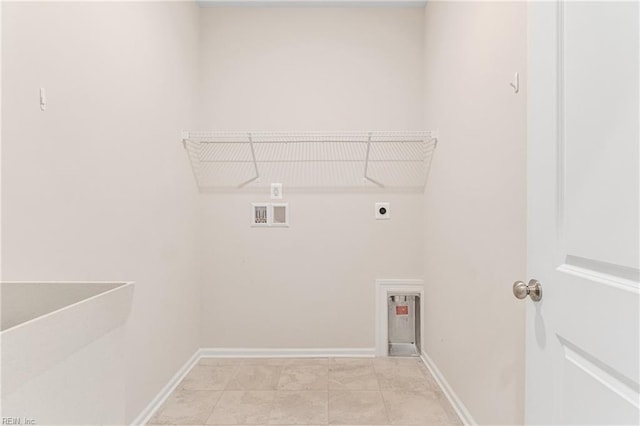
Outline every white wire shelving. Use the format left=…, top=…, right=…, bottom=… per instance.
left=181, top=131, right=438, bottom=192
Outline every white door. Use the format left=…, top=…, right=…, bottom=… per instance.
left=526, top=1, right=639, bottom=424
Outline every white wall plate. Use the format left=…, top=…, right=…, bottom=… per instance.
left=375, top=202, right=390, bottom=220
left=271, top=183, right=283, bottom=199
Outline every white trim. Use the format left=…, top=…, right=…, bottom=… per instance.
left=375, top=278, right=424, bottom=357
left=200, top=347, right=375, bottom=358
left=130, top=350, right=201, bottom=426
left=420, top=351, right=476, bottom=426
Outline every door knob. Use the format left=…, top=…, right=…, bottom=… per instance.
left=513, top=279, right=542, bottom=302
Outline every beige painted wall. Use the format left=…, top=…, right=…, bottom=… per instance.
left=1, top=2, right=201, bottom=421
left=197, top=7, right=426, bottom=349
left=196, top=7, right=424, bottom=131
left=201, top=193, right=425, bottom=348
left=2, top=2, right=527, bottom=423
left=422, top=2, right=526, bottom=424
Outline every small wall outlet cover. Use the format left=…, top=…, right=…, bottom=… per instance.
left=271, top=183, right=283, bottom=200
left=375, top=202, right=390, bottom=220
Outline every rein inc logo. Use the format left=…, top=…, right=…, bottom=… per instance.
left=2, top=418, right=35, bottom=425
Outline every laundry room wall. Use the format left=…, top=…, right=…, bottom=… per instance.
left=421, top=1, right=527, bottom=424
left=196, top=6, right=427, bottom=350
left=1, top=1, right=202, bottom=421
left=2, top=2, right=529, bottom=423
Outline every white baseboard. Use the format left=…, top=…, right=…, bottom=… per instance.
left=420, top=351, right=476, bottom=426
left=130, top=349, right=201, bottom=426
left=200, top=347, right=375, bottom=358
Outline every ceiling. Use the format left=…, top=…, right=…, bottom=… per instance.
left=197, top=0, right=428, bottom=7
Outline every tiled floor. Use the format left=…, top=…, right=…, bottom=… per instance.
left=147, top=357, right=462, bottom=426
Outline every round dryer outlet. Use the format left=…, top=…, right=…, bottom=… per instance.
left=375, top=202, right=390, bottom=220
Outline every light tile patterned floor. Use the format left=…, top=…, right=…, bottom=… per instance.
left=147, top=357, right=462, bottom=426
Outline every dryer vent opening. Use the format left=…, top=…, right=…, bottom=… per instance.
left=388, top=294, right=421, bottom=357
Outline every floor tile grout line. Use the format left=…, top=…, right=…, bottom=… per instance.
left=202, top=388, right=224, bottom=425
left=326, top=359, right=330, bottom=425
left=324, top=360, right=330, bottom=425
left=376, top=362, right=393, bottom=425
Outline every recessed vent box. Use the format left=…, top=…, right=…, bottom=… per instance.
left=388, top=294, right=420, bottom=357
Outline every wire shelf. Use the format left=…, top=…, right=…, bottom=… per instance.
left=182, top=131, right=438, bottom=192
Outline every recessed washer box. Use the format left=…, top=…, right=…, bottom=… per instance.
left=251, top=203, right=289, bottom=227
left=375, top=202, right=390, bottom=220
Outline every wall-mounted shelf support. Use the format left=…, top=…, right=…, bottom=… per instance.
left=363, top=132, right=384, bottom=188
left=239, top=133, right=260, bottom=188
left=181, top=131, right=189, bottom=148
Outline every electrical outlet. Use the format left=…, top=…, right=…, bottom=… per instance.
left=271, top=183, right=283, bottom=200
left=375, top=202, right=390, bottom=220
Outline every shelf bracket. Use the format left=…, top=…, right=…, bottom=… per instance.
left=181, top=131, right=189, bottom=149
left=510, top=72, right=520, bottom=94
left=238, top=132, right=260, bottom=188
left=363, top=132, right=384, bottom=188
